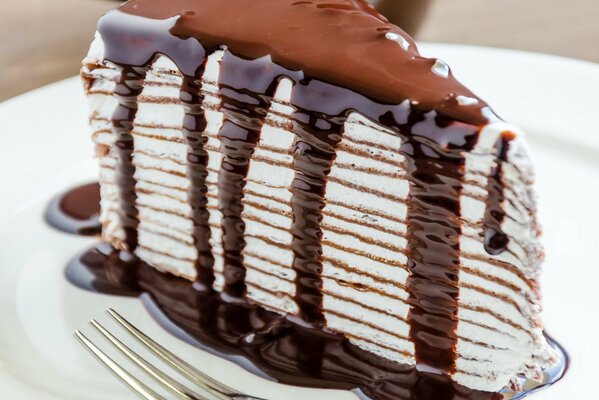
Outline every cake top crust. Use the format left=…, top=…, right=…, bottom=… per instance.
left=99, top=0, right=492, bottom=125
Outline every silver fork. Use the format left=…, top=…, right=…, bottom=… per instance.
left=74, top=308, right=266, bottom=400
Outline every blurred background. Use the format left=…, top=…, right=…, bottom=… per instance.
left=1, top=0, right=598, bottom=102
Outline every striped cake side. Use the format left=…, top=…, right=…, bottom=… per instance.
left=82, top=44, right=554, bottom=391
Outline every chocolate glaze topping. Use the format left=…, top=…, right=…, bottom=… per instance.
left=101, top=0, right=491, bottom=125
left=92, top=0, right=519, bottom=387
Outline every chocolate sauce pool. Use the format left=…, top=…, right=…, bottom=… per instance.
left=44, top=182, right=101, bottom=235
left=49, top=183, right=568, bottom=400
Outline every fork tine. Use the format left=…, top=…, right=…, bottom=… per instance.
left=90, top=319, right=214, bottom=400
left=107, top=309, right=235, bottom=399
left=74, top=330, right=166, bottom=400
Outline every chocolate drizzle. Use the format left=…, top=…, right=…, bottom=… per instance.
left=289, top=106, right=344, bottom=325
left=401, top=113, right=472, bottom=374
left=180, top=72, right=216, bottom=289
left=112, top=65, right=148, bottom=250
left=91, top=0, right=524, bottom=390
left=216, top=53, right=275, bottom=298
left=483, top=132, right=514, bottom=256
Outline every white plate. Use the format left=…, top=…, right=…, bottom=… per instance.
left=0, top=44, right=597, bottom=399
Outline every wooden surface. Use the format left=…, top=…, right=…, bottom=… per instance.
left=1, top=0, right=598, bottom=102
left=418, top=0, right=599, bottom=62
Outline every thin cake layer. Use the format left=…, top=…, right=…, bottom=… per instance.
left=81, top=0, right=559, bottom=394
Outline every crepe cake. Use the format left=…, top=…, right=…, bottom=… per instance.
left=80, top=0, right=558, bottom=393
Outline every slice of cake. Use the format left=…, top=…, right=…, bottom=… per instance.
left=81, top=0, right=557, bottom=393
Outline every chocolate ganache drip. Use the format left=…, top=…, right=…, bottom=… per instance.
left=216, top=53, right=275, bottom=298
left=180, top=71, right=216, bottom=289
left=483, top=131, right=515, bottom=256
left=289, top=95, right=344, bottom=326
left=95, top=0, right=513, bottom=379
left=400, top=113, right=475, bottom=374
left=112, top=64, right=147, bottom=250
